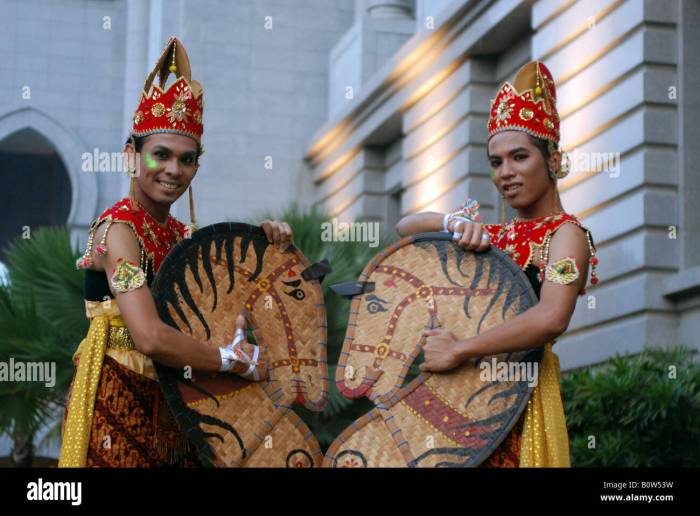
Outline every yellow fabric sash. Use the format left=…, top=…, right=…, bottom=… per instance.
left=519, top=343, right=571, bottom=467
left=59, top=300, right=129, bottom=467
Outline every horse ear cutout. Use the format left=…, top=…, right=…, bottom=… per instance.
left=330, top=281, right=375, bottom=298
left=301, top=259, right=332, bottom=283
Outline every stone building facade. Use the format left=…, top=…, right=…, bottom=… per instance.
left=305, top=0, right=700, bottom=369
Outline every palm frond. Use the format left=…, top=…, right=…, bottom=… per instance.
left=4, top=227, right=87, bottom=340
left=0, top=228, right=86, bottom=456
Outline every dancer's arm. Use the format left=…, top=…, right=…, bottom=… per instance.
left=420, top=223, right=590, bottom=372
left=91, top=222, right=251, bottom=374
left=396, top=211, right=490, bottom=251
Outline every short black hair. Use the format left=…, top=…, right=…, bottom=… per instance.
left=486, top=134, right=551, bottom=163
left=126, top=134, right=201, bottom=164
left=527, top=135, right=550, bottom=163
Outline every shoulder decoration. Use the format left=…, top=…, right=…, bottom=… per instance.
left=110, top=258, right=146, bottom=293
left=484, top=212, right=599, bottom=294
left=76, top=197, right=188, bottom=274
left=544, top=256, right=580, bottom=285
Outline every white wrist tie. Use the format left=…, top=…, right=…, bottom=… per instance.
left=219, top=347, right=239, bottom=372
left=219, top=327, right=263, bottom=381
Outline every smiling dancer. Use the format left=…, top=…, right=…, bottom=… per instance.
left=59, top=37, right=293, bottom=467
left=396, top=61, right=598, bottom=467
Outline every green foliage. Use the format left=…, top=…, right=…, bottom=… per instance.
left=0, top=228, right=87, bottom=453
left=562, top=346, right=700, bottom=467
left=5, top=227, right=87, bottom=339
left=251, top=204, right=392, bottom=450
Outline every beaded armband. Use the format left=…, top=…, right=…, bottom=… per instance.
left=536, top=225, right=599, bottom=294
left=110, top=258, right=146, bottom=294
left=544, top=256, right=580, bottom=285
left=76, top=220, right=114, bottom=269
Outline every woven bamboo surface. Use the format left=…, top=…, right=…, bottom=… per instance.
left=152, top=223, right=328, bottom=467
left=325, top=232, right=540, bottom=467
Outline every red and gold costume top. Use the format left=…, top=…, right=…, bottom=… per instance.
left=484, top=212, right=599, bottom=295
left=76, top=197, right=188, bottom=274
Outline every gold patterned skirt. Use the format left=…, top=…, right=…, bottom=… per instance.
left=482, top=343, right=571, bottom=468
left=59, top=300, right=198, bottom=467
left=79, top=353, right=199, bottom=467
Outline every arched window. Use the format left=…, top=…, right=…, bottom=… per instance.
left=0, top=128, right=72, bottom=262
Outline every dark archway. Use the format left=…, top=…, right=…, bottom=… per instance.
left=0, top=128, right=72, bottom=261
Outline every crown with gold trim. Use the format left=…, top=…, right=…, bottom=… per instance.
left=131, top=36, right=204, bottom=148
left=488, top=61, right=559, bottom=145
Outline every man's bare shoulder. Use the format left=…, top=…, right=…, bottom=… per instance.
left=90, top=220, right=141, bottom=271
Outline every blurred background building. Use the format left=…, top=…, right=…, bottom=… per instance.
left=1, top=0, right=699, bottom=457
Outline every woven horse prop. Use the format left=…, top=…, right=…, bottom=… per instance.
left=324, top=232, right=541, bottom=467
left=151, top=223, right=331, bottom=467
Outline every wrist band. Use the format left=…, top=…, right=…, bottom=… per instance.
left=442, top=213, right=450, bottom=233
left=232, top=327, right=245, bottom=348
left=219, top=347, right=239, bottom=372
left=240, top=344, right=262, bottom=381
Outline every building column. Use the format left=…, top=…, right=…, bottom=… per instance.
left=366, top=0, right=414, bottom=17
left=329, top=0, right=415, bottom=116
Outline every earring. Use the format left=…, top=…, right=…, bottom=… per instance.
left=557, top=150, right=570, bottom=179
left=500, top=194, right=506, bottom=226
left=129, top=177, right=137, bottom=211
left=185, top=185, right=198, bottom=238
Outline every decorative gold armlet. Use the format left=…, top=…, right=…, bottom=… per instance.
left=544, top=256, right=580, bottom=285
left=110, top=258, right=146, bottom=294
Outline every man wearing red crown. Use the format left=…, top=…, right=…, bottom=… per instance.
left=396, top=61, right=598, bottom=467
left=59, top=37, right=292, bottom=467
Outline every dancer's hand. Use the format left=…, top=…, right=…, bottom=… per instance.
left=261, top=220, right=293, bottom=251
left=451, top=220, right=490, bottom=252
left=419, top=328, right=463, bottom=373
left=221, top=314, right=268, bottom=381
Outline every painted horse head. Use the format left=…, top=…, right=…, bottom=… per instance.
left=152, top=222, right=331, bottom=466
left=332, top=231, right=539, bottom=403
left=325, top=232, right=542, bottom=467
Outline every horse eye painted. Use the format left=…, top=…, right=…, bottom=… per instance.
left=366, top=294, right=388, bottom=314
left=367, top=301, right=386, bottom=313
left=285, top=288, right=305, bottom=301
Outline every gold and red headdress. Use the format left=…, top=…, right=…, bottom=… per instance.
left=131, top=36, right=204, bottom=149
left=487, top=61, right=559, bottom=145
